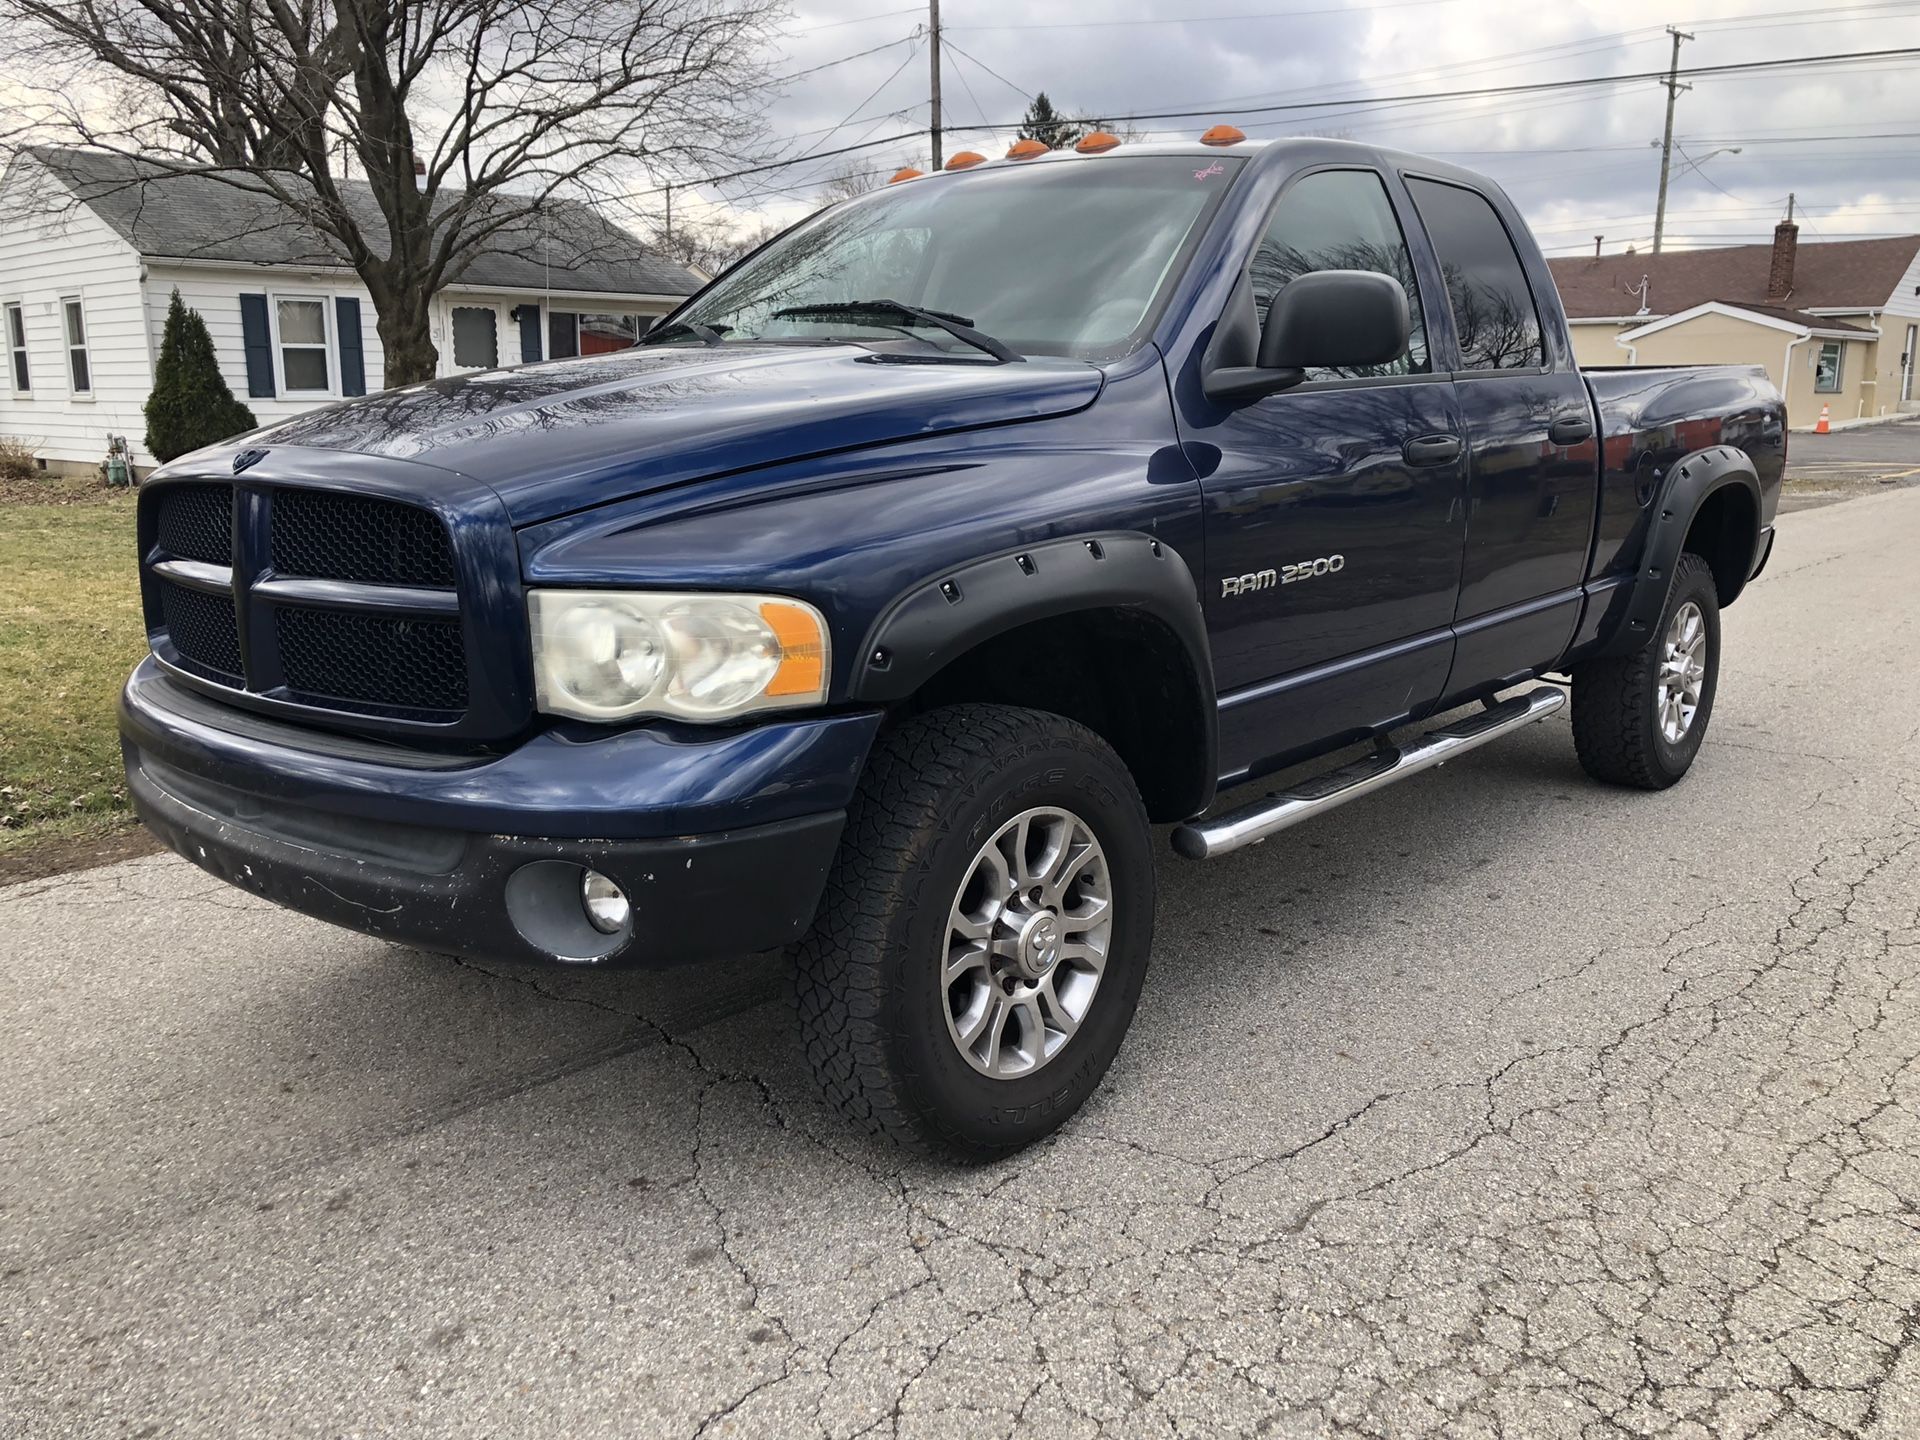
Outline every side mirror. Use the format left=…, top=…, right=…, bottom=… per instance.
left=1205, top=270, right=1412, bottom=404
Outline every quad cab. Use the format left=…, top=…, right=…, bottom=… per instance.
left=121, top=132, right=1783, bottom=1157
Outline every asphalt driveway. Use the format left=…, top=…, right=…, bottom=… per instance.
left=4, top=486, right=1919, bottom=1439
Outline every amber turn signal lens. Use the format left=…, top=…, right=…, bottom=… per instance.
left=1005, top=139, right=1049, bottom=160
left=1200, top=124, right=1246, bottom=146
left=944, top=150, right=986, bottom=170
left=1075, top=131, right=1121, bottom=154
left=888, top=167, right=924, bottom=184
left=759, top=600, right=828, bottom=698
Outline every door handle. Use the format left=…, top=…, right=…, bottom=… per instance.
left=1403, top=434, right=1463, bottom=466
left=1549, top=414, right=1594, bottom=446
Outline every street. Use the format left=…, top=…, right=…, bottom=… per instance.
left=4, top=484, right=1919, bottom=1440
left=1782, top=420, right=1920, bottom=512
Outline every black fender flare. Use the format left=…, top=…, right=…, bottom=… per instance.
left=850, top=531, right=1217, bottom=805
left=1599, top=446, right=1762, bottom=657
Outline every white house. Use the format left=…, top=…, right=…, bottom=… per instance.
left=0, top=148, right=703, bottom=474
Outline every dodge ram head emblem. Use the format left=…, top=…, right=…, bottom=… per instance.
left=231, top=448, right=270, bottom=474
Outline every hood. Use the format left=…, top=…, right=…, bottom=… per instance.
left=252, top=344, right=1105, bottom=525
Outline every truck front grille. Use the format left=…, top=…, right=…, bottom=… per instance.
left=157, top=579, right=243, bottom=681
left=277, top=608, right=469, bottom=712
left=270, top=490, right=458, bottom=588
left=140, top=478, right=496, bottom=730
left=153, top=484, right=233, bottom=566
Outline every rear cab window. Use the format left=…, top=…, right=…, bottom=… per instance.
left=1404, top=177, right=1545, bottom=372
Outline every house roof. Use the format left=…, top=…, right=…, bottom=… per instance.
left=25, top=146, right=699, bottom=299
left=1712, top=302, right=1876, bottom=334
left=1618, top=300, right=1881, bottom=344
left=1548, top=233, right=1920, bottom=320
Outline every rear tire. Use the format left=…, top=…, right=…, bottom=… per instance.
left=1571, top=551, right=1721, bottom=790
left=793, top=704, right=1155, bottom=1160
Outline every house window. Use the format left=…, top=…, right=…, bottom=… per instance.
left=451, top=306, right=499, bottom=368
left=62, top=297, right=91, bottom=395
left=5, top=303, right=26, bottom=392
left=1813, top=341, right=1843, bottom=394
left=578, top=313, right=643, bottom=355
left=272, top=296, right=334, bottom=394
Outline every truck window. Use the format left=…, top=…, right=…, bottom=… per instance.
left=1249, top=169, right=1428, bottom=380
left=1405, top=177, right=1544, bottom=372
left=663, top=156, right=1244, bottom=361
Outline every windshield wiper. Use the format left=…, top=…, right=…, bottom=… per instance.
left=769, top=299, right=1022, bottom=363
left=641, top=318, right=727, bottom=346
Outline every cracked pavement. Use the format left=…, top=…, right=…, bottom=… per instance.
left=5, top=488, right=1920, bottom=1439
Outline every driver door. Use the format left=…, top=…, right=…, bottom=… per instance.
left=1188, top=167, right=1469, bottom=780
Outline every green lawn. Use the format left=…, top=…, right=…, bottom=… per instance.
left=0, top=484, right=148, bottom=852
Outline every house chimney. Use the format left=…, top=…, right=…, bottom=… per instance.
left=1767, top=196, right=1798, bottom=302
left=413, top=158, right=427, bottom=192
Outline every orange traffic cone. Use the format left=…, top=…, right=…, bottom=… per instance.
left=1815, top=404, right=1831, bottom=434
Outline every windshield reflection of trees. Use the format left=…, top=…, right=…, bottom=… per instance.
left=675, top=163, right=1228, bottom=359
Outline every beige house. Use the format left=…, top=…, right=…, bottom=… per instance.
left=1549, top=223, right=1920, bottom=429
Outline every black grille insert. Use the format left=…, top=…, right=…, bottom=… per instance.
left=277, top=608, right=469, bottom=713
left=158, top=580, right=243, bottom=680
left=271, top=491, right=456, bottom=588
left=155, top=484, right=234, bottom=565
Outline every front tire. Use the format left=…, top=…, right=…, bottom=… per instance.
left=793, top=704, right=1155, bottom=1159
left=1571, top=550, right=1721, bottom=789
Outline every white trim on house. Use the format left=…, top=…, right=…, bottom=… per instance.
left=1617, top=300, right=1869, bottom=344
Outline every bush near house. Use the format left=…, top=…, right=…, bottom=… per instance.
left=144, top=290, right=257, bottom=463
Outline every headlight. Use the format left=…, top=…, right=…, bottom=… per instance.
left=529, top=590, right=829, bottom=722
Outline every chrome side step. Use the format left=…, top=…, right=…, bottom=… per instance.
left=1171, top=686, right=1567, bottom=860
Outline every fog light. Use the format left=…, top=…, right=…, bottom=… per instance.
left=580, top=870, right=630, bottom=934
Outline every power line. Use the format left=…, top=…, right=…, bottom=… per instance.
left=940, top=39, right=1034, bottom=105
left=656, top=44, right=1920, bottom=197
left=770, top=34, right=918, bottom=87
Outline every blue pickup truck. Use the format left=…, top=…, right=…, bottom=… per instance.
left=120, top=133, right=1783, bottom=1157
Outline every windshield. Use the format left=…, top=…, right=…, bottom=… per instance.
left=663, top=155, right=1246, bottom=361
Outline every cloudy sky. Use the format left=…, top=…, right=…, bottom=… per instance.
left=681, top=0, right=1920, bottom=255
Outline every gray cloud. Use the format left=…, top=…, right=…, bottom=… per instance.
left=682, top=0, right=1920, bottom=255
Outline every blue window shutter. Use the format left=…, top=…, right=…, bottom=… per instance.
left=548, top=311, right=578, bottom=360
left=515, top=305, right=543, bottom=363
left=239, top=293, right=275, bottom=398
left=335, top=296, right=367, bottom=396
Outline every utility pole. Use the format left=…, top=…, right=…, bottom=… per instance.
left=928, top=0, right=944, bottom=171
left=1652, top=25, right=1693, bottom=255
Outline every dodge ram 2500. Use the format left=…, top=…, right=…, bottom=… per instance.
left=121, top=133, right=1784, bottom=1158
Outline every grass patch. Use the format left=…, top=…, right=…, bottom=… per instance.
left=0, top=490, right=147, bottom=849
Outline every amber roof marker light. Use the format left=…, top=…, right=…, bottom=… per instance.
left=1075, top=131, right=1121, bottom=154
left=888, top=167, right=925, bottom=184
left=944, top=151, right=987, bottom=170
left=1200, top=124, right=1246, bottom=146
left=1005, top=139, right=1050, bottom=160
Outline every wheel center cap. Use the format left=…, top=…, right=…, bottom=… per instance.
left=1014, top=911, right=1061, bottom=979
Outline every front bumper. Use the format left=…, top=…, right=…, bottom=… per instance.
left=120, top=658, right=881, bottom=965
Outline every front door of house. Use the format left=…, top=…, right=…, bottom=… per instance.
left=445, top=301, right=510, bottom=375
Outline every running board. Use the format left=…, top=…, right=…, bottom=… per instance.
left=1171, top=686, right=1567, bottom=860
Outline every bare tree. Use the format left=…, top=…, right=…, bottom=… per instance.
left=644, top=210, right=781, bottom=277
left=0, top=0, right=780, bottom=383
left=817, top=160, right=884, bottom=203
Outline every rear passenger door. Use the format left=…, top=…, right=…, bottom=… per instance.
left=1403, top=177, right=1596, bottom=699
